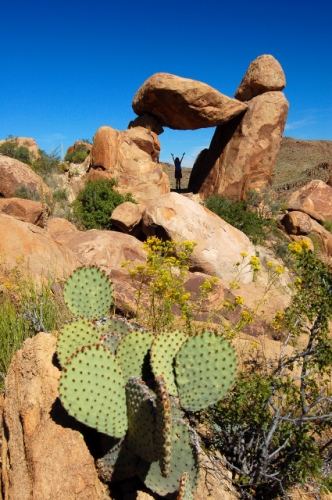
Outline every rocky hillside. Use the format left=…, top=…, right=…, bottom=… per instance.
left=162, top=137, right=332, bottom=193
left=273, top=137, right=332, bottom=192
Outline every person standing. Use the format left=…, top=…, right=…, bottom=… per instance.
left=171, top=152, right=185, bottom=191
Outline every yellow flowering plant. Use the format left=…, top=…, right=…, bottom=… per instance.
left=123, top=237, right=218, bottom=333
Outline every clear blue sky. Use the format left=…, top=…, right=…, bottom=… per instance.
left=1, top=0, right=331, bottom=167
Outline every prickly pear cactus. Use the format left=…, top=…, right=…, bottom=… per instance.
left=56, top=265, right=239, bottom=499
left=63, top=265, right=113, bottom=319
left=57, top=317, right=103, bottom=366
left=138, top=419, right=199, bottom=497
left=155, top=375, right=173, bottom=477
left=96, top=438, right=139, bottom=482
left=126, top=377, right=157, bottom=463
left=116, top=329, right=155, bottom=380
left=58, top=344, right=127, bottom=437
left=177, top=471, right=194, bottom=500
left=175, top=329, right=238, bottom=411
left=98, top=316, right=133, bottom=354
left=151, top=330, right=187, bottom=395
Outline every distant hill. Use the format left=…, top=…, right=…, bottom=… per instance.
left=273, top=137, right=332, bottom=193
left=161, top=137, right=332, bottom=193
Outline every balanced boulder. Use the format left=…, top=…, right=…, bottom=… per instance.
left=132, top=72, right=248, bottom=130
left=235, top=54, right=286, bottom=101
left=189, top=91, right=289, bottom=199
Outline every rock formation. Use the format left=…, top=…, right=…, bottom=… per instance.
left=0, top=197, right=50, bottom=227
left=234, top=54, right=286, bottom=101
left=286, top=179, right=332, bottom=222
left=132, top=72, right=248, bottom=130
left=0, top=214, right=80, bottom=283
left=142, top=192, right=256, bottom=282
left=128, top=113, right=164, bottom=135
left=188, top=91, right=289, bottom=199
left=89, top=126, right=170, bottom=204
left=1, top=332, right=109, bottom=500
left=51, top=227, right=147, bottom=274
left=110, top=201, right=145, bottom=238
left=0, top=155, right=52, bottom=200
left=0, top=137, right=40, bottom=160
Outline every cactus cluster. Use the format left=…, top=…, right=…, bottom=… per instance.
left=57, top=265, right=238, bottom=499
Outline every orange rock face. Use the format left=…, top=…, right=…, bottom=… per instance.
left=0, top=155, right=52, bottom=200
left=189, top=91, right=289, bottom=200
left=142, top=192, right=256, bottom=283
left=89, top=125, right=170, bottom=204
left=132, top=72, right=248, bottom=130
left=0, top=214, right=80, bottom=282
left=1, top=333, right=109, bottom=500
left=287, top=180, right=332, bottom=222
left=0, top=198, right=50, bottom=227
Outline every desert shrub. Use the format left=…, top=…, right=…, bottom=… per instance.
left=72, top=178, right=136, bottom=230
left=0, top=136, right=33, bottom=165
left=0, top=255, right=70, bottom=391
left=64, top=144, right=89, bottom=164
left=123, top=237, right=220, bottom=333
left=13, top=185, right=40, bottom=201
left=197, top=241, right=332, bottom=498
left=52, top=188, right=68, bottom=202
left=205, top=195, right=276, bottom=245
left=31, top=146, right=61, bottom=177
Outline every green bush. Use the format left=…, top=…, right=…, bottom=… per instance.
left=198, top=241, right=332, bottom=498
left=205, top=194, right=276, bottom=245
left=0, top=136, right=33, bottom=165
left=72, top=178, right=136, bottom=230
left=31, top=147, right=61, bottom=177
left=64, top=144, right=89, bottom=164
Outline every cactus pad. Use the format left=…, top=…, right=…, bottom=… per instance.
left=177, top=471, right=194, bottom=500
left=155, top=375, right=173, bottom=477
left=126, top=377, right=158, bottom=463
left=96, top=438, right=139, bottom=482
left=175, top=330, right=238, bottom=411
left=138, top=419, right=199, bottom=497
left=59, top=344, right=127, bottom=437
left=151, top=330, right=188, bottom=395
left=98, top=316, right=133, bottom=354
left=63, top=265, right=113, bottom=319
left=116, top=329, right=154, bottom=381
left=57, top=317, right=103, bottom=366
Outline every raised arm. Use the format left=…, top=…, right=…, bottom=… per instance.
left=180, top=152, right=185, bottom=162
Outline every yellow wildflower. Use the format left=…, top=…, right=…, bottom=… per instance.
left=275, top=266, right=284, bottom=275
left=235, top=296, right=244, bottom=305
left=241, top=310, right=253, bottom=323
left=240, top=251, right=248, bottom=258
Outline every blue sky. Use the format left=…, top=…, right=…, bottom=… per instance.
left=1, top=0, right=331, bottom=167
